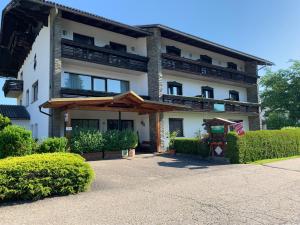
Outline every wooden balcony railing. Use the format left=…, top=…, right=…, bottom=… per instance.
left=61, top=39, right=148, bottom=72
left=3, top=80, right=23, bottom=97
left=162, top=94, right=259, bottom=114
left=161, top=53, right=257, bottom=85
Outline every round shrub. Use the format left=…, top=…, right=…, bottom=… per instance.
left=71, top=129, right=104, bottom=154
left=0, top=153, right=94, bottom=201
left=0, top=125, right=35, bottom=159
left=0, top=114, right=11, bottom=131
left=38, top=137, right=68, bottom=153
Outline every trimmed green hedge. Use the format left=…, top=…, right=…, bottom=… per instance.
left=226, top=129, right=300, bottom=163
left=37, top=137, right=68, bottom=153
left=0, top=153, right=94, bottom=201
left=173, top=138, right=210, bottom=158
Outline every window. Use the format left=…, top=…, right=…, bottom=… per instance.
left=33, top=54, right=37, bottom=70
left=107, top=120, right=134, bottom=131
left=227, top=62, right=237, bottom=70
left=62, top=72, right=91, bottom=90
left=167, top=81, right=182, bottom=95
left=73, top=33, right=94, bottom=45
left=62, top=72, right=129, bottom=94
left=169, top=118, right=184, bottom=137
left=200, top=55, right=212, bottom=64
left=20, top=100, right=23, bottom=106
left=31, top=123, right=38, bottom=139
left=107, top=79, right=129, bottom=93
left=20, top=71, right=23, bottom=80
left=202, top=86, right=214, bottom=98
left=229, top=90, right=239, bottom=101
left=32, top=81, right=38, bottom=102
left=166, top=46, right=181, bottom=57
left=93, top=78, right=106, bottom=92
left=109, top=42, right=127, bottom=52
left=71, top=119, right=99, bottom=131
left=25, top=89, right=29, bottom=106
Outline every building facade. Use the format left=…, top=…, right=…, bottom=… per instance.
left=0, top=0, right=272, bottom=150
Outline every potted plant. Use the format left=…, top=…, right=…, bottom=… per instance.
left=167, top=131, right=178, bottom=155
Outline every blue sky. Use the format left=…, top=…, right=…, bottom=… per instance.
left=1, top=0, right=300, bottom=105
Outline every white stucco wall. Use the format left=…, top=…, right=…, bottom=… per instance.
left=11, top=120, right=31, bottom=131
left=60, top=18, right=147, bottom=56
left=16, top=22, right=51, bottom=139
left=57, top=110, right=150, bottom=143
left=163, top=74, right=247, bottom=101
left=163, top=111, right=249, bottom=148
left=62, top=61, right=148, bottom=96
left=161, top=38, right=245, bottom=72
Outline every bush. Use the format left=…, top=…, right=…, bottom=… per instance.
left=0, top=114, right=11, bottom=131
left=173, top=138, right=210, bottom=158
left=103, top=130, right=138, bottom=151
left=38, top=137, right=68, bottom=153
left=0, top=125, right=35, bottom=159
left=71, top=129, right=104, bottom=154
left=226, top=129, right=300, bottom=163
left=0, top=153, right=94, bottom=202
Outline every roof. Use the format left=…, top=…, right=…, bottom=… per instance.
left=0, top=105, right=30, bottom=120
left=138, top=24, right=273, bottom=66
left=0, top=0, right=150, bottom=78
left=41, top=91, right=189, bottom=113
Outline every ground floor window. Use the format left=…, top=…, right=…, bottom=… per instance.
left=71, top=119, right=99, bottom=130
left=169, top=118, right=184, bottom=137
left=107, top=120, right=134, bottom=131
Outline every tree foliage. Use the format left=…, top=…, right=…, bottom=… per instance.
left=260, top=60, right=300, bottom=129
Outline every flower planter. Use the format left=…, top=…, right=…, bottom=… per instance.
left=103, top=151, right=123, bottom=159
left=128, top=149, right=135, bottom=158
left=168, top=149, right=176, bottom=155
left=82, top=152, right=104, bottom=161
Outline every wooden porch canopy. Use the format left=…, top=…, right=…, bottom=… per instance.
left=41, top=91, right=187, bottom=113
left=41, top=91, right=188, bottom=152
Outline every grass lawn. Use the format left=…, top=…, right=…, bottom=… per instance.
left=251, top=155, right=300, bottom=165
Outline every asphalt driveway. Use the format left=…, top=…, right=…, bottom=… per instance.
left=1, top=154, right=300, bottom=225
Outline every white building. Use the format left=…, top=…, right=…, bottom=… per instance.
left=0, top=0, right=272, bottom=150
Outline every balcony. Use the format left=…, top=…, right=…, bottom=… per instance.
left=161, top=53, right=257, bottom=85
left=61, top=39, right=148, bottom=72
left=162, top=94, right=259, bottom=115
left=3, top=80, right=23, bottom=98
left=60, top=87, right=150, bottom=100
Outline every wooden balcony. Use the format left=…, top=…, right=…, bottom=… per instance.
left=61, top=39, right=148, bottom=72
left=60, top=88, right=150, bottom=100
left=3, top=80, right=23, bottom=98
left=162, top=94, right=259, bottom=115
left=161, top=53, right=258, bottom=85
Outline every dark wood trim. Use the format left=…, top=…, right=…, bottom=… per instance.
left=162, top=94, right=259, bottom=115
left=161, top=53, right=258, bottom=85
left=60, top=87, right=150, bottom=100
left=61, top=39, right=148, bottom=72
left=3, top=79, right=23, bottom=97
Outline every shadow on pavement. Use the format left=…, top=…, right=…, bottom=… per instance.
left=157, top=153, right=229, bottom=170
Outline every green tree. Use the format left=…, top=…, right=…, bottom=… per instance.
left=260, top=60, right=300, bottom=129
left=0, top=114, right=11, bottom=130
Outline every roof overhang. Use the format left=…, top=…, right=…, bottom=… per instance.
left=138, top=24, right=273, bottom=66
left=0, top=0, right=150, bottom=78
left=41, top=91, right=189, bottom=113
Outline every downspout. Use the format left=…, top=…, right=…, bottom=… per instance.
left=39, top=105, right=52, bottom=117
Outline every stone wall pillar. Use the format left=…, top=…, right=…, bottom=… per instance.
left=49, top=9, right=63, bottom=137
left=245, top=61, right=262, bottom=130
left=145, top=28, right=165, bottom=151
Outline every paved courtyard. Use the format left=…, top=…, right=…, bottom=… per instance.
left=1, top=154, right=300, bottom=225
